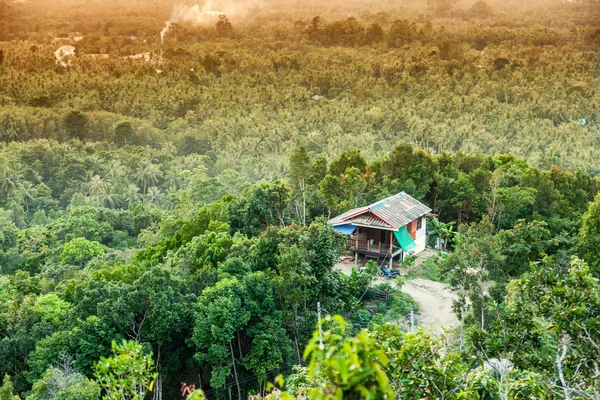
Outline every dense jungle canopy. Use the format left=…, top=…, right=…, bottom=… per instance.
left=1, top=0, right=600, bottom=399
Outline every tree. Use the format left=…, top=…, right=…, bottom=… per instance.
left=440, top=218, right=503, bottom=333
left=429, top=219, right=456, bottom=251
left=365, top=23, right=384, bottom=44
left=578, top=193, right=600, bottom=276
left=303, top=315, right=392, bottom=399
left=329, top=149, right=366, bottom=177
left=114, top=122, right=134, bottom=147
left=373, top=325, right=479, bottom=399
left=319, top=174, right=343, bottom=217
left=216, top=15, right=233, bottom=37
left=29, top=363, right=100, bottom=400
left=381, top=143, right=433, bottom=200
left=427, top=0, right=458, bottom=17
left=228, top=182, right=290, bottom=237
left=63, top=111, right=88, bottom=141
left=496, top=220, right=553, bottom=278
left=340, top=167, right=367, bottom=208
left=477, top=257, right=600, bottom=398
left=289, top=145, right=311, bottom=225
left=60, top=237, right=104, bottom=266
left=0, top=375, right=20, bottom=400
left=134, top=162, right=161, bottom=194
left=93, top=340, right=157, bottom=400
left=192, top=278, right=249, bottom=395
left=469, top=0, right=493, bottom=18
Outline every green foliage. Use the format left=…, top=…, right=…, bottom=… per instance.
left=473, top=257, right=600, bottom=397
left=372, top=324, right=479, bottom=399
left=93, top=340, right=157, bottom=400
left=60, top=238, right=104, bottom=266
left=405, top=255, right=444, bottom=281
left=228, top=182, right=290, bottom=237
left=29, top=364, right=100, bottom=400
left=440, top=217, right=503, bottom=329
left=578, top=193, right=600, bottom=275
left=304, top=315, right=392, bottom=399
left=0, top=375, right=20, bottom=400
left=0, top=5, right=599, bottom=397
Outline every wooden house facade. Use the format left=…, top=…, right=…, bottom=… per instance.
left=328, top=192, right=431, bottom=267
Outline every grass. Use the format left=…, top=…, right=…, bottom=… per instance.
left=405, top=255, right=447, bottom=282
left=351, top=283, right=419, bottom=330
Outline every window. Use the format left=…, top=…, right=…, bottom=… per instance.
left=416, top=217, right=422, bottom=230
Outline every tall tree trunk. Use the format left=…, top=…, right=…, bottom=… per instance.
left=556, top=336, right=572, bottom=400
left=229, top=342, right=242, bottom=400
left=153, top=375, right=163, bottom=400
left=236, top=329, right=243, bottom=359
left=153, top=344, right=162, bottom=400
left=294, top=332, right=302, bottom=365
left=301, top=181, right=306, bottom=226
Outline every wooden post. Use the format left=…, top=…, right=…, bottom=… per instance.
left=389, top=231, right=394, bottom=270
left=355, top=226, right=359, bottom=266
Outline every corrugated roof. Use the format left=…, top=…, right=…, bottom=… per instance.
left=352, top=214, right=393, bottom=229
left=328, top=192, right=431, bottom=230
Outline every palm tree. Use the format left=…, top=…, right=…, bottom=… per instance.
left=15, top=182, right=34, bottom=211
left=88, top=175, right=106, bottom=206
left=0, top=168, right=18, bottom=198
left=123, top=184, right=142, bottom=207
left=134, top=162, right=162, bottom=194
left=102, top=184, right=120, bottom=209
left=88, top=155, right=105, bottom=175
left=106, top=160, right=128, bottom=183
left=163, top=185, right=179, bottom=210
left=144, top=186, right=162, bottom=206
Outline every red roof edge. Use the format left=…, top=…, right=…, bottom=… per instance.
left=343, top=209, right=397, bottom=230
left=341, top=208, right=370, bottom=221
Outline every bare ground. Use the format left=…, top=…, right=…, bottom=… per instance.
left=400, top=278, right=458, bottom=333
left=335, top=251, right=459, bottom=333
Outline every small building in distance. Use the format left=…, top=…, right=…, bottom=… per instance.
left=328, top=192, right=431, bottom=268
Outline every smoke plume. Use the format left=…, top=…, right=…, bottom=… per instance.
left=160, top=0, right=258, bottom=43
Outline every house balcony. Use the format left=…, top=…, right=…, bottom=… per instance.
left=346, top=237, right=402, bottom=258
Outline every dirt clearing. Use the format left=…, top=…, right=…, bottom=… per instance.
left=335, top=259, right=459, bottom=333
left=400, top=278, right=458, bottom=333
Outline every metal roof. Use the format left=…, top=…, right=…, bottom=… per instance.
left=328, top=192, right=431, bottom=230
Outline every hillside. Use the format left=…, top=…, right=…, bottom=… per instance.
left=1, top=1, right=600, bottom=399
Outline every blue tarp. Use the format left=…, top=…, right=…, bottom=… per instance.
left=333, top=224, right=357, bottom=236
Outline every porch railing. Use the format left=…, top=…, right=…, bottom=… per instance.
left=346, top=237, right=401, bottom=256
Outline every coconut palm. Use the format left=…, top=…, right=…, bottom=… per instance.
left=0, top=167, right=19, bottom=198
left=123, top=184, right=142, bottom=207
left=102, top=184, right=120, bottom=209
left=134, top=162, right=162, bottom=194
left=88, top=175, right=107, bottom=197
left=144, top=186, right=162, bottom=206
left=15, top=182, right=35, bottom=211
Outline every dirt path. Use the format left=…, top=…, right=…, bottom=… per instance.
left=335, top=260, right=459, bottom=333
left=400, top=278, right=459, bottom=333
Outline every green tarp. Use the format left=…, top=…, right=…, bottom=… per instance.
left=393, top=226, right=417, bottom=252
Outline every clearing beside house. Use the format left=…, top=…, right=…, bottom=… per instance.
left=335, top=250, right=458, bottom=333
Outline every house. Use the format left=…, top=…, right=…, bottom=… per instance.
left=328, top=192, right=431, bottom=268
